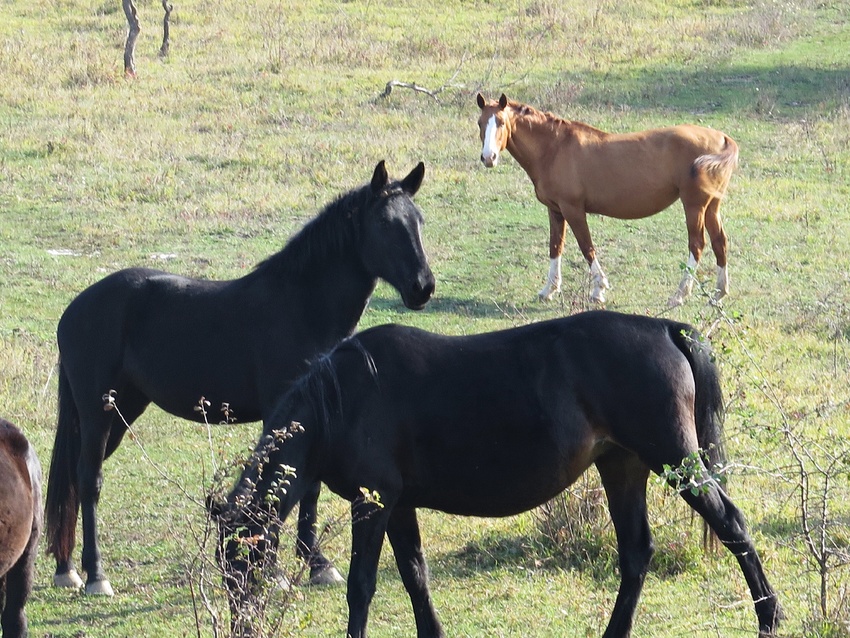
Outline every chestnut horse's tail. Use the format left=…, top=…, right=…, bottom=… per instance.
left=670, top=323, right=727, bottom=549
left=45, top=360, right=80, bottom=562
left=692, top=134, right=739, bottom=198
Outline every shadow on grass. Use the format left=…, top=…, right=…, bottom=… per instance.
left=31, top=591, right=182, bottom=631
left=611, top=65, right=840, bottom=113
left=433, top=531, right=618, bottom=585
left=530, top=62, right=849, bottom=120
left=368, top=295, right=557, bottom=319
left=433, top=527, right=707, bottom=585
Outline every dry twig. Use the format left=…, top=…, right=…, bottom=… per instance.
left=378, top=55, right=466, bottom=101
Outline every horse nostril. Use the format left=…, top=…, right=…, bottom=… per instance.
left=422, top=278, right=435, bottom=299
left=409, top=274, right=435, bottom=308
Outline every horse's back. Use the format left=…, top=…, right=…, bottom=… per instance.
left=353, top=311, right=689, bottom=371
left=59, top=267, right=172, bottom=343
left=57, top=266, right=261, bottom=418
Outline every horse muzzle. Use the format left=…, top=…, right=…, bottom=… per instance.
left=403, top=272, right=436, bottom=310
left=480, top=152, right=499, bottom=168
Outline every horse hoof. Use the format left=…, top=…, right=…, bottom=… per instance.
left=85, top=579, right=115, bottom=596
left=54, top=569, right=84, bottom=589
left=308, top=565, right=345, bottom=586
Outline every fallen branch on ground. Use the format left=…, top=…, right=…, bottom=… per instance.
left=377, top=56, right=466, bottom=101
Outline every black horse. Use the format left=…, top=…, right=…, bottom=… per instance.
left=213, top=310, right=781, bottom=638
left=0, top=418, right=42, bottom=638
left=46, top=160, right=436, bottom=596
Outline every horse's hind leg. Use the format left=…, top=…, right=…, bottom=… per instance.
left=704, top=198, right=729, bottom=299
left=296, top=481, right=343, bottom=585
left=595, top=448, right=654, bottom=638
left=1, top=541, right=36, bottom=637
left=76, top=416, right=118, bottom=596
left=680, top=483, right=781, bottom=636
left=76, top=386, right=148, bottom=596
left=669, top=195, right=710, bottom=307
left=386, top=506, right=444, bottom=638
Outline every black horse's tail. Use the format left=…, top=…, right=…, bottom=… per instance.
left=670, top=324, right=726, bottom=549
left=45, top=360, right=81, bottom=562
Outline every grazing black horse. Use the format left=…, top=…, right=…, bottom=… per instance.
left=46, top=160, right=436, bottom=596
left=213, top=311, right=781, bottom=638
left=0, top=418, right=42, bottom=638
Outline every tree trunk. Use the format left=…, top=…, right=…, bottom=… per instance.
left=159, top=0, right=173, bottom=58
left=123, top=0, right=141, bottom=77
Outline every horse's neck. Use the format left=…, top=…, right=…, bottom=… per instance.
left=317, top=258, right=375, bottom=334
left=293, top=250, right=376, bottom=339
left=505, top=113, right=565, bottom=177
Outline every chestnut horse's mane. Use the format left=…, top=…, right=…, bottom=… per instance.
left=506, top=99, right=608, bottom=138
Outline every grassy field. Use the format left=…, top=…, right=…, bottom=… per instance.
left=1, top=0, right=849, bottom=636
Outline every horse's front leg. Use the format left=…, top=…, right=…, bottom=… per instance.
left=596, top=450, right=654, bottom=637
left=539, top=208, right=567, bottom=300
left=296, top=481, right=344, bottom=585
left=564, top=209, right=609, bottom=304
left=386, top=507, right=444, bottom=638
left=346, top=502, right=391, bottom=638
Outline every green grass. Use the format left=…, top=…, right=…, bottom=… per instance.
left=1, top=0, right=849, bottom=636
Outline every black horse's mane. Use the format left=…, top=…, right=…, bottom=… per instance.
left=262, top=334, right=377, bottom=448
left=248, top=183, right=372, bottom=279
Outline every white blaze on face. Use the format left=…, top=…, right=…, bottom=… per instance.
left=481, top=115, right=501, bottom=167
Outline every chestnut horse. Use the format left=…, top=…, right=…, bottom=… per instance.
left=476, top=93, right=738, bottom=306
left=213, top=311, right=780, bottom=638
left=0, top=418, right=42, bottom=638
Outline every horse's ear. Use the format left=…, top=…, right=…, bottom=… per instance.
left=476, top=93, right=486, bottom=109
left=400, top=162, right=425, bottom=196
left=370, top=160, right=389, bottom=194
left=498, top=94, right=508, bottom=109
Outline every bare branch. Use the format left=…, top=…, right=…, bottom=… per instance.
left=378, top=55, right=466, bottom=102
left=379, top=80, right=441, bottom=101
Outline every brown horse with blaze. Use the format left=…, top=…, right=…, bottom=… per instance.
left=477, top=93, right=738, bottom=307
